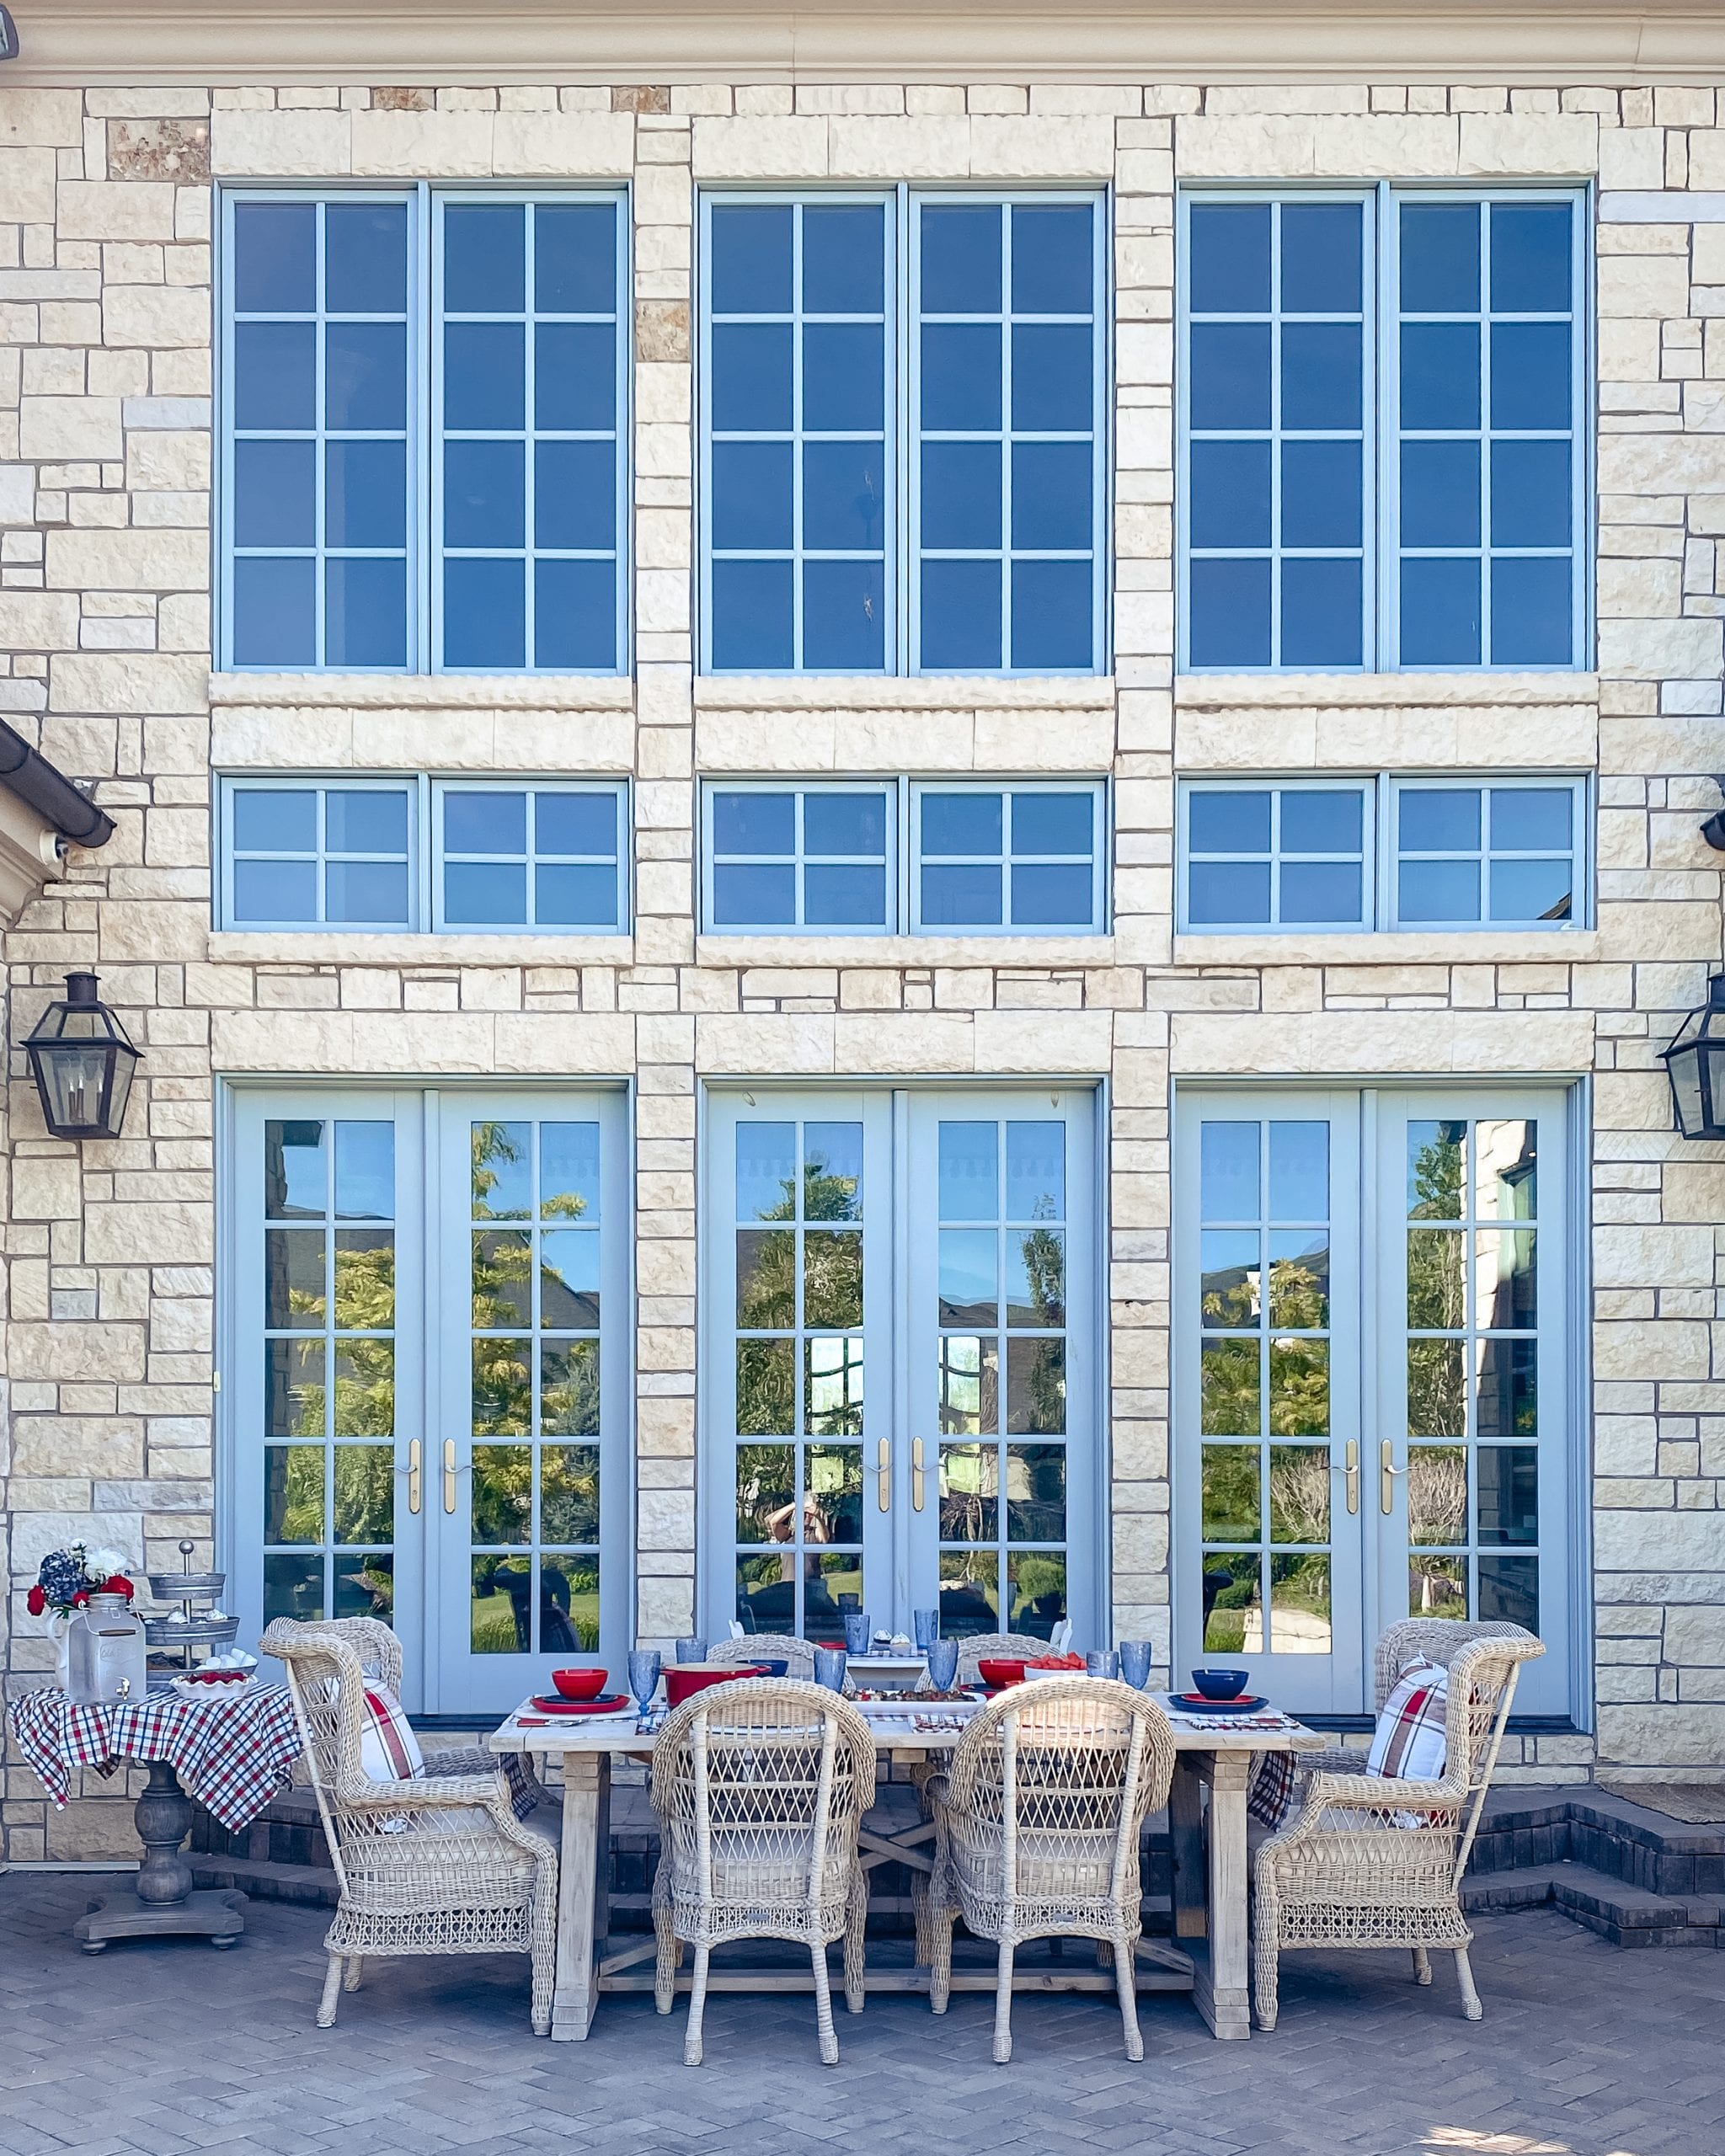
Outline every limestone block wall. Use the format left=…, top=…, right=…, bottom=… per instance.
left=1, top=65, right=1722, bottom=1856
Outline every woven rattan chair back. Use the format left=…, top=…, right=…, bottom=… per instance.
left=649, top=1678, right=876, bottom=2064
left=921, top=1676, right=1176, bottom=2062
left=705, top=1633, right=819, bottom=1681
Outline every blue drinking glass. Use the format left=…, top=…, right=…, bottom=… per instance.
left=675, top=1636, right=707, bottom=1664
left=1118, top=1640, right=1153, bottom=1690
left=1087, top=1650, right=1121, bottom=1682
left=926, top=1637, right=959, bottom=1693
left=842, top=1611, right=871, bottom=1654
left=628, top=1649, right=662, bottom=1727
left=814, top=1646, right=847, bottom=1692
left=913, top=1607, right=939, bottom=1652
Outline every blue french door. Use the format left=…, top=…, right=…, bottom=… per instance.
left=228, top=1087, right=628, bottom=1716
left=703, top=1087, right=1100, bottom=1651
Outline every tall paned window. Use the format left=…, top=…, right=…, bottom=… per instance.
left=1179, top=187, right=1584, bottom=672
left=222, top=189, right=628, bottom=673
left=700, top=190, right=1107, bottom=675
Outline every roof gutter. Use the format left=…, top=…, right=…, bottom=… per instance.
left=0, top=718, right=115, bottom=848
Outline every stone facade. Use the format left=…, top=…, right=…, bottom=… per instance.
left=3, top=43, right=1723, bottom=1860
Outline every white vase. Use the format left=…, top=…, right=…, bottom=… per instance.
left=51, top=1613, right=72, bottom=1691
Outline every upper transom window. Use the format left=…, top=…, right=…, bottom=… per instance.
left=1179, top=187, right=1586, bottom=673
left=220, top=188, right=628, bottom=675
left=699, top=190, right=1108, bottom=676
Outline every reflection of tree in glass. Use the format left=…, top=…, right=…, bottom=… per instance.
left=1268, top=1448, right=1330, bottom=1543
left=1408, top=1447, right=1468, bottom=1546
left=1199, top=1255, right=1328, bottom=1438
left=1018, top=1223, right=1065, bottom=1325
left=734, top=1158, right=861, bottom=1441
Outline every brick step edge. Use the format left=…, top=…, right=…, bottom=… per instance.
left=1462, top=1860, right=1725, bottom=1947
left=190, top=1854, right=339, bottom=1908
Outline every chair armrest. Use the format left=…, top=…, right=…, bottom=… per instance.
left=1295, top=1745, right=1368, bottom=1778
left=334, top=1769, right=510, bottom=1813
left=1263, top=1768, right=1461, bottom=1853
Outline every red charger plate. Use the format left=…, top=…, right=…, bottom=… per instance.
left=1172, top=1691, right=1268, bottom=1714
left=529, top=1693, right=632, bottom=1716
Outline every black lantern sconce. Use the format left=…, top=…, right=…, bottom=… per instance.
left=1661, top=974, right=1725, bottom=1142
left=22, top=972, right=142, bottom=1141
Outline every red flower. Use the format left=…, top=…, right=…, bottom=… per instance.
left=72, top=1590, right=90, bottom=1608
left=26, top=1584, right=45, bottom=1616
left=100, top=1574, right=135, bottom=1598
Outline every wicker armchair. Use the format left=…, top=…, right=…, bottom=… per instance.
left=262, top=1618, right=558, bottom=2035
left=916, top=1676, right=1177, bottom=2063
left=650, top=1678, right=876, bottom=2065
left=707, top=1633, right=818, bottom=1680
left=1252, top=1620, right=1544, bottom=2031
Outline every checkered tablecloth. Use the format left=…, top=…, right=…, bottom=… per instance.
left=8, top=1684, right=303, bottom=1832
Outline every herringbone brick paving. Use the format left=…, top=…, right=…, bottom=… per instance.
left=2, top=1873, right=1719, bottom=2156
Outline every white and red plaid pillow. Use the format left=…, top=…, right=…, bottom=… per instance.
left=1365, top=1657, right=1449, bottom=1784
left=358, top=1682, right=424, bottom=1784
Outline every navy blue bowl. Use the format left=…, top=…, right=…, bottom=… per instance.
left=749, top=1658, right=789, bottom=1678
left=1190, top=1667, right=1249, bottom=1700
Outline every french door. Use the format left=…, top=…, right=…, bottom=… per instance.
left=228, top=1087, right=629, bottom=1716
left=1174, top=1086, right=1572, bottom=1718
left=704, top=1087, right=1098, bottom=1649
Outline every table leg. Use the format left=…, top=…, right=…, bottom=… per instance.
left=1191, top=1752, right=1252, bottom=2040
left=1168, top=1758, right=1206, bottom=1941
left=551, top=1754, right=606, bottom=2040
left=73, top=1762, right=245, bottom=1953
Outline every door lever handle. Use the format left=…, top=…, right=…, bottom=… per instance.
left=877, top=1437, right=891, bottom=1512
left=911, top=1436, right=926, bottom=1513
left=406, top=1438, right=422, bottom=1515
left=443, top=1437, right=459, bottom=1515
left=1342, top=1439, right=1359, bottom=1515
left=1380, top=1439, right=1405, bottom=1514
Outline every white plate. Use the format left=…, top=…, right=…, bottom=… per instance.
left=169, top=1676, right=260, bottom=1703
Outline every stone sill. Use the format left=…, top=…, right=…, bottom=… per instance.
left=210, top=931, right=633, bottom=966
left=210, top=672, right=634, bottom=712
left=698, top=933, right=1116, bottom=968
left=695, top=675, right=1114, bottom=712
left=1176, top=670, right=1599, bottom=710
left=1174, top=929, right=1601, bottom=967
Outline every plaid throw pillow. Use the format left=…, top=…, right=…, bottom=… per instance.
left=358, top=1682, right=425, bottom=1784
left=1366, top=1657, right=1449, bottom=1783
left=1247, top=1749, right=1297, bottom=1829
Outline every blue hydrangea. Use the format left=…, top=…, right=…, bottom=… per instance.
left=38, top=1549, right=88, bottom=1609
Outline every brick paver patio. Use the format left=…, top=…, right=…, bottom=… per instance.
left=2, top=1872, right=1719, bottom=2156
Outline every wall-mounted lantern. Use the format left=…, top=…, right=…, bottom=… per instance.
left=22, top=972, right=142, bottom=1141
left=1661, top=974, right=1725, bottom=1142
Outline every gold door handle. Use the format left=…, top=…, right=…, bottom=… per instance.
left=408, top=1438, right=422, bottom=1516
left=1381, top=1439, right=1405, bottom=1514
left=877, top=1437, right=891, bottom=1513
left=911, top=1437, right=926, bottom=1513
left=1343, top=1440, right=1359, bottom=1516
left=444, top=1438, right=459, bottom=1515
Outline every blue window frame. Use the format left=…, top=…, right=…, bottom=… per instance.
left=1176, top=774, right=1588, bottom=932
left=911, top=782, right=1105, bottom=933
left=1178, top=187, right=1586, bottom=673
left=702, top=783, right=895, bottom=932
left=434, top=783, right=627, bottom=932
left=1390, top=779, right=1583, bottom=928
left=221, top=187, right=628, bottom=674
left=699, top=189, right=1107, bottom=676
left=1179, top=781, right=1372, bottom=932
left=218, top=776, right=630, bottom=934
left=222, top=779, right=416, bottom=929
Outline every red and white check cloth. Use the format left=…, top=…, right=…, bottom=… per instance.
left=8, top=1684, right=303, bottom=1833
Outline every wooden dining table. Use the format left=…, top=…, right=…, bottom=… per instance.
left=489, top=1694, right=1323, bottom=2044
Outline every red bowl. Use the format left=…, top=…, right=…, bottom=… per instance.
left=976, top=1658, right=1027, bottom=1689
left=665, top=1662, right=766, bottom=1710
left=551, top=1667, right=608, bottom=1701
